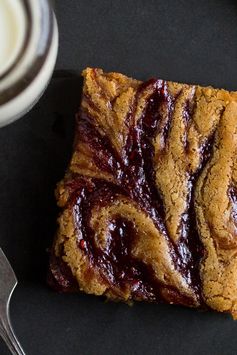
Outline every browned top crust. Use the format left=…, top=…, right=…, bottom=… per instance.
left=49, top=68, right=237, bottom=318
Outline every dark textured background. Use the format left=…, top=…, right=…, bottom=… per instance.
left=1, top=0, right=237, bottom=354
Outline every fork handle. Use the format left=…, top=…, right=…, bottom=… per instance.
left=0, top=311, right=25, bottom=355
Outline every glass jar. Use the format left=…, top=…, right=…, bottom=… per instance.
left=0, top=0, right=58, bottom=127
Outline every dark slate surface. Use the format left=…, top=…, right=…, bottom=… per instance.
left=1, top=0, right=237, bottom=354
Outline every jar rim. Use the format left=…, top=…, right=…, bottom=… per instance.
left=0, top=0, right=53, bottom=105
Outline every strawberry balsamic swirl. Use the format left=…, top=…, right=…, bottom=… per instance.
left=50, top=77, right=215, bottom=307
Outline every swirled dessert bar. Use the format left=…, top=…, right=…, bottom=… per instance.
left=49, top=68, right=237, bottom=318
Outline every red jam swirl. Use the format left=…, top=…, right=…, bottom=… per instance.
left=50, top=78, right=215, bottom=306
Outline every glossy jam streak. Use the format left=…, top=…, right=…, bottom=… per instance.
left=98, top=217, right=195, bottom=305
left=175, top=130, right=215, bottom=291
left=229, top=186, right=237, bottom=205
left=48, top=253, right=78, bottom=292
left=77, top=185, right=195, bottom=305
left=95, top=217, right=156, bottom=300
left=183, top=99, right=192, bottom=152
left=122, top=79, right=170, bottom=222
left=229, top=186, right=237, bottom=226
left=77, top=111, right=122, bottom=177
left=121, top=80, right=204, bottom=294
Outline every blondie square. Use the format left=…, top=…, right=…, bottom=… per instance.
left=49, top=68, right=237, bottom=318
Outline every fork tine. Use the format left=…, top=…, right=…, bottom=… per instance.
left=0, top=249, right=17, bottom=300
left=0, top=248, right=25, bottom=354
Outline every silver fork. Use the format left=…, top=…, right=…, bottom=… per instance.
left=0, top=248, right=25, bottom=355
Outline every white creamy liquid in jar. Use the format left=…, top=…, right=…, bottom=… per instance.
left=0, top=0, right=27, bottom=76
